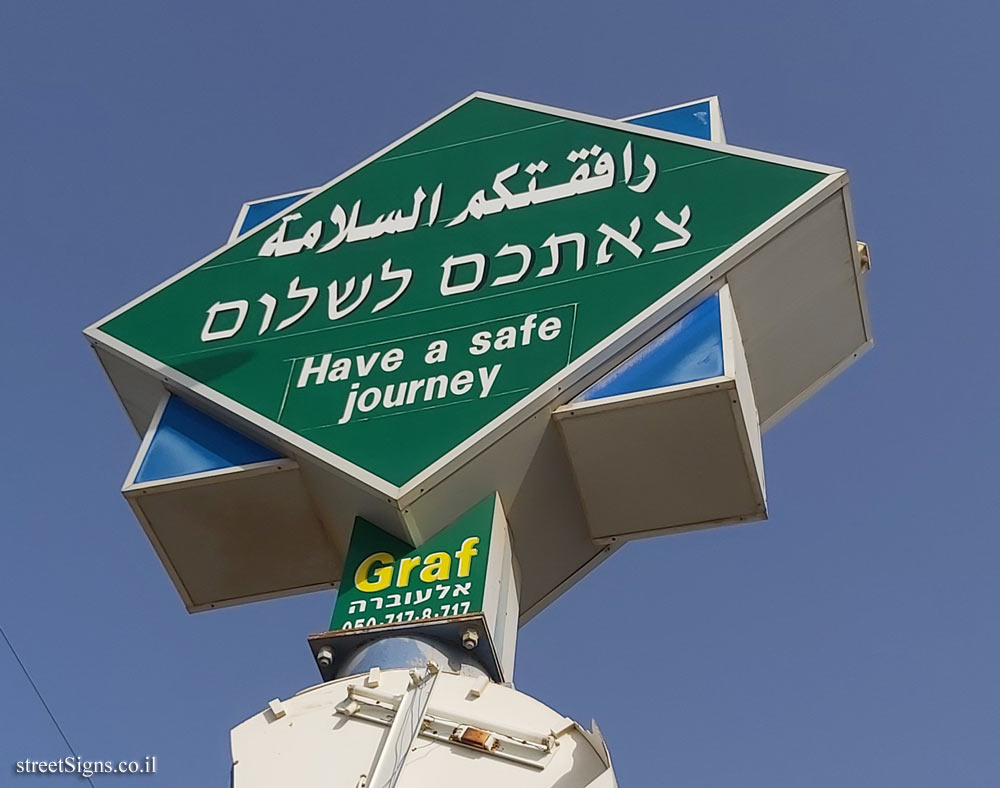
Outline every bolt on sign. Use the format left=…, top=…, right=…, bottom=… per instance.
left=87, top=93, right=870, bottom=617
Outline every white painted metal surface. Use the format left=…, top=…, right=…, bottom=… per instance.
left=366, top=665, right=439, bottom=788
left=231, top=667, right=617, bottom=787
left=475, top=494, right=519, bottom=680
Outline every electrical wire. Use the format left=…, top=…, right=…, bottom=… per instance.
left=0, top=622, right=97, bottom=787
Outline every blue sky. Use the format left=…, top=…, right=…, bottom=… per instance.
left=2, top=2, right=998, bottom=786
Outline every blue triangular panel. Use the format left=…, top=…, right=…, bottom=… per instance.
left=135, top=396, right=282, bottom=483
left=239, top=191, right=312, bottom=236
left=628, top=100, right=713, bottom=140
left=577, top=293, right=724, bottom=402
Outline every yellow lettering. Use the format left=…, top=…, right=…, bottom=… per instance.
left=455, top=537, right=480, bottom=578
left=419, top=552, right=452, bottom=583
left=396, top=555, right=422, bottom=587
left=354, top=552, right=395, bottom=592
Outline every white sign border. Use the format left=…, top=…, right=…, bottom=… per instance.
left=228, top=96, right=727, bottom=243
left=85, top=92, right=847, bottom=503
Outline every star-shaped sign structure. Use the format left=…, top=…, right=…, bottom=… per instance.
left=87, top=94, right=870, bottom=614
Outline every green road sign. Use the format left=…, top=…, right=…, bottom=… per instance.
left=88, top=94, right=837, bottom=491
left=330, top=496, right=497, bottom=632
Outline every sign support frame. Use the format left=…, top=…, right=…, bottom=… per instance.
left=84, top=91, right=850, bottom=504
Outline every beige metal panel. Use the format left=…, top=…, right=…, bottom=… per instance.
left=401, top=412, right=609, bottom=623
left=721, top=285, right=766, bottom=503
left=294, top=453, right=410, bottom=572
left=94, top=346, right=166, bottom=435
left=479, top=496, right=519, bottom=680
left=492, top=421, right=610, bottom=622
left=726, top=191, right=870, bottom=427
left=557, top=381, right=765, bottom=542
left=400, top=411, right=551, bottom=544
left=126, top=465, right=336, bottom=610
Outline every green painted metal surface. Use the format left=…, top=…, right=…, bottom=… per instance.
left=98, top=96, right=825, bottom=485
left=330, top=496, right=495, bottom=631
